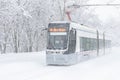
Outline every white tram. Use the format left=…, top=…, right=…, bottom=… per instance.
left=46, top=21, right=111, bottom=65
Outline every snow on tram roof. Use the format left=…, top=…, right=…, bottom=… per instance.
left=69, top=22, right=97, bottom=34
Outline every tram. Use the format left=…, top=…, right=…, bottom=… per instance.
left=46, top=21, right=111, bottom=65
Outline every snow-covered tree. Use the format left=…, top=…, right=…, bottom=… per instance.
left=0, top=0, right=107, bottom=53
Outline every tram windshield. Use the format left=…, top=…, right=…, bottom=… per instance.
left=47, top=34, right=68, bottom=50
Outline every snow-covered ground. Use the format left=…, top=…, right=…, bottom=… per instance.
left=0, top=47, right=120, bottom=80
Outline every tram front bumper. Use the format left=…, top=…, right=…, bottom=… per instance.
left=46, top=54, right=78, bottom=66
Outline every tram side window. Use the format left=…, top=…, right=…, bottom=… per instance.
left=105, top=40, right=111, bottom=48
left=90, top=38, right=97, bottom=50
left=80, top=37, right=97, bottom=51
left=99, top=39, right=104, bottom=49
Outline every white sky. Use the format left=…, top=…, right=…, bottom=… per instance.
left=87, top=0, right=120, bottom=22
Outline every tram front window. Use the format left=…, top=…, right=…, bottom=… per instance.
left=47, top=35, right=68, bottom=50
